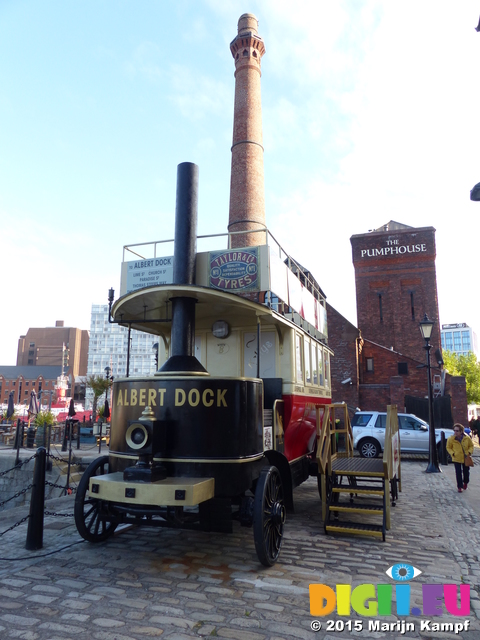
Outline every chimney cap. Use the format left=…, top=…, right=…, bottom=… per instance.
left=238, top=13, right=259, bottom=35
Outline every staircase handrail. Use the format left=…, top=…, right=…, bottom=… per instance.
left=316, top=403, right=354, bottom=475
left=383, top=404, right=401, bottom=486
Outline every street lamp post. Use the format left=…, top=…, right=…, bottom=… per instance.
left=152, top=342, right=159, bottom=371
left=100, top=366, right=113, bottom=454
left=419, top=313, right=441, bottom=473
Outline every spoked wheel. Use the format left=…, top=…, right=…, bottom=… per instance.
left=74, top=455, right=117, bottom=542
left=253, top=466, right=286, bottom=567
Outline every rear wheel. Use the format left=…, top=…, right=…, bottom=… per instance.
left=358, top=438, right=380, bottom=458
left=253, top=466, right=286, bottom=566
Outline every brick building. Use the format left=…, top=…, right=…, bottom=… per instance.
left=351, top=221, right=441, bottom=361
left=0, top=365, right=62, bottom=407
left=17, top=320, right=89, bottom=378
left=327, top=221, right=468, bottom=427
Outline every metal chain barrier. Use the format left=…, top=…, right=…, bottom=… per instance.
left=0, top=515, right=30, bottom=537
left=47, top=452, right=72, bottom=463
left=0, top=484, right=34, bottom=510
left=0, top=454, right=37, bottom=477
left=0, top=448, right=80, bottom=541
left=44, top=480, right=77, bottom=494
left=45, top=450, right=81, bottom=496
left=0, top=450, right=39, bottom=536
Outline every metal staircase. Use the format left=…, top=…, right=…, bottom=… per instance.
left=316, top=404, right=401, bottom=541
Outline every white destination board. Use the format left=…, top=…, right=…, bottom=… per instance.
left=122, top=257, right=174, bottom=294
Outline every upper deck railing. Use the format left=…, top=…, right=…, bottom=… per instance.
left=123, top=228, right=327, bottom=307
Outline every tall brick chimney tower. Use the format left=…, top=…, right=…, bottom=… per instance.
left=228, top=13, right=266, bottom=248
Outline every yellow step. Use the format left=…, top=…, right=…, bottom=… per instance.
left=326, top=523, right=384, bottom=538
left=332, top=488, right=384, bottom=496
left=331, top=505, right=384, bottom=515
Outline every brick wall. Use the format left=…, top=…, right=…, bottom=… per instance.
left=326, top=303, right=360, bottom=413
left=359, top=340, right=428, bottom=398
left=351, top=226, right=441, bottom=363
left=448, top=376, right=468, bottom=426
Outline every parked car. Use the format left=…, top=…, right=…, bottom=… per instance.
left=351, top=411, right=455, bottom=458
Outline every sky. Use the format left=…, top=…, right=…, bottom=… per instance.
left=1, top=0, right=479, bottom=365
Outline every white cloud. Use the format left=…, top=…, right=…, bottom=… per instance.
left=168, top=65, right=230, bottom=121
left=125, top=42, right=164, bottom=81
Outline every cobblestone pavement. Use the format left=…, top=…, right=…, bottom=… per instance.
left=0, top=455, right=479, bottom=640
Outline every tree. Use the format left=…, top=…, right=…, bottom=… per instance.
left=2, top=408, right=18, bottom=424
left=86, top=375, right=113, bottom=423
left=34, top=411, right=56, bottom=428
left=442, top=350, right=480, bottom=405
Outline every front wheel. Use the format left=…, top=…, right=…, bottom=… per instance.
left=74, top=456, right=117, bottom=542
left=253, top=466, right=286, bottom=567
left=358, top=438, right=380, bottom=458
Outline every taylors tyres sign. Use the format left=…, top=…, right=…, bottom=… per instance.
left=360, top=239, right=427, bottom=258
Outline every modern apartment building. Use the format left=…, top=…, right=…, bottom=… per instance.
left=85, top=304, right=160, bottom=409
left=441, top=323, right=478, bottom=358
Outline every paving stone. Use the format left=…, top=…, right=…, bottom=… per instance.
left=0, top=614, right=40, bottom=626
left=91, top=618, right=126, bottom=627
left=32, top=584, right=63, bottom=594
left=129, top=626, right=165, bottom=636
left=215, top=628, right=266, bottom=640
left=0, top=460, right=480, bottom=639
left=61, top=613, right=91, bottom=622
left=148, top=615, right=195, bottom=628
left=0, top=588, right=24, bottom=599
left=60, top=598, right=92, bottom=610
left=26, top=594, right=58, bottom=604
left=37, top=621, right=87, bottom=632
left=0, top=600, right=23, bottom=610
left=0, top=578, right=31, bottom=587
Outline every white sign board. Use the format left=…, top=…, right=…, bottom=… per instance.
left=121, top=257, right=174, bottom=295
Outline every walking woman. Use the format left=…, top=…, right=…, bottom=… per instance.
left=446, top=423, right=474, bottom=493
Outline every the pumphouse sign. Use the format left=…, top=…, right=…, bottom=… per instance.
left=360, top=239, right=427, bottom=258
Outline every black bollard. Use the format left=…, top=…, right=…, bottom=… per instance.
left=26, top=426, right=35, bottom=449
left=61, top=420, right=68, bottom=452
left=25, top=447, right=46, bottom=550
left=46, top=423, right=52, bottom=472
left=77, top=419, right=81, bottom=450
left=440, top=431, right=448, bottom=465
left=13, top=418, right=22, bottom=450
left=14, top=418, right=21, bottom=466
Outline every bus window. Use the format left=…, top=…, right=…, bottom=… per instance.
left=304, top=339, right=311, bottom=384
left=313, top=345, right=318, bottom=385
left=318, top=347, right=324, bottom=386
left=324, top=351, right=330, bottom=388
left=296, top=333, right=303, bottom=383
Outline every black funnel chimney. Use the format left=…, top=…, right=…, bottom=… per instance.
left=157, top=162, right=208, bottom=375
